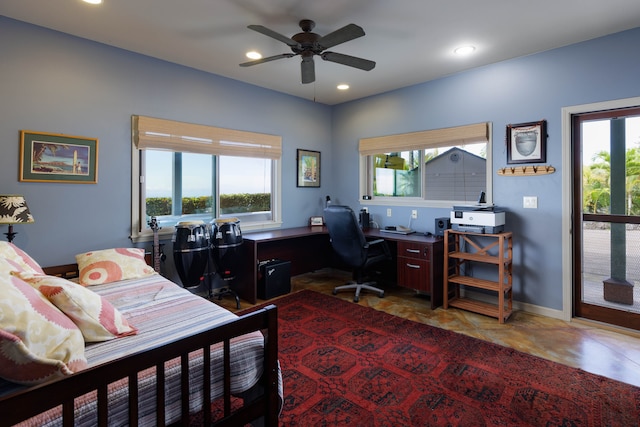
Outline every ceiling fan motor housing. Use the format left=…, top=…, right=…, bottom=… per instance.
left=292, top=20, right=323, bottom=55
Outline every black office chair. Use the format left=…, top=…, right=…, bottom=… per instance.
left=323, top=205, right=391, bottom=302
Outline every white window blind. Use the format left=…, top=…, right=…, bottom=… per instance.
left=133, top=115, right=282, bottom=159
left=359, top=122, right=489, bottom=155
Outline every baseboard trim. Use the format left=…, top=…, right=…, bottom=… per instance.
left=462, top=289, right=565, bottom=320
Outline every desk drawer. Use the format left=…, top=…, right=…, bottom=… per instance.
left=398, top=241, right=430, bottom=260
left=397, top=257, right=430, bottom=292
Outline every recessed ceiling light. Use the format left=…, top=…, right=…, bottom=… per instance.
left=83, top=0, right=103, bottom=4
left=454, top=45, right=476, bottom=56
left=246, top=51, right=262, bottom=60
left=337, top=84, right=349, bottom=90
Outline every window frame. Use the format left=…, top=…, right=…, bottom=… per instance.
left=130, top=116, right=282, bottom=243
left=359, top=122, right=493, bottom=208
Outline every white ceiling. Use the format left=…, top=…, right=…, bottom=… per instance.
left=2, top=0, right=640, bottom=105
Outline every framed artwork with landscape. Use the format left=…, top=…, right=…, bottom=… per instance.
left=506, top=120, right=547, bottom=164
left=19, top=130, right=99, bottom=184
left=296, top=149, right=320, bottom=187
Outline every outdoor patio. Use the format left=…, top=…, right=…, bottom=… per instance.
left=582, top=228, right=640, bottom=313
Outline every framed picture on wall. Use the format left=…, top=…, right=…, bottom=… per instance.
left=297, top=149, right=321, bottom=187
left=506, top=120, right=547, bottom=164
left=19, top=130, right=99, bottom=183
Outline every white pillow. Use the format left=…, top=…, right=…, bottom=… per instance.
left=18, top=272, right=138, bottom=342
left=0, top=241, right=45, bottom=275
left=0, top=258, right=87, bottom=385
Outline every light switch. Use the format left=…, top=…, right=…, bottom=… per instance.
left=523, top=196, right=538, bottom=209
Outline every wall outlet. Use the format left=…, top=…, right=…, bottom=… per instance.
left=411, top=209, right=418, bottom=219
left=523, top=196, right=538, bottom=209
left=387, top=208, right=392, bottom=217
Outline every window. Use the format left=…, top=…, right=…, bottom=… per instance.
left=373, top=151, right=421, bottom=197
left=360, top=122, right=491, bottom=208
left=219, top=155, right=273, bottom=222
left=131, top=116, right=282, bottom=242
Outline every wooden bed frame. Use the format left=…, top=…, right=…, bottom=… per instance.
left=0, top=263, right=281, bottom=426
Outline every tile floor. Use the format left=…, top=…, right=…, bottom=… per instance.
left=214, top=268, right=640, bottom=388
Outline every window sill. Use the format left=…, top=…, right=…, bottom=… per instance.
left=130, top=220, right=283, bottom=244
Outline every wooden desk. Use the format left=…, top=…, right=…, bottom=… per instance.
left=235, top=226, right=446, bottom=308
left=236, top=226, right=333, bottom=303
left=367, top=230, right=446, bottom=309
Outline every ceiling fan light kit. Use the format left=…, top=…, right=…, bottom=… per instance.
left=239, top=19, right=375, bottom=84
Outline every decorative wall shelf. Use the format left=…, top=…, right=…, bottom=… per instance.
left=497, top=165, right=555, bottom=176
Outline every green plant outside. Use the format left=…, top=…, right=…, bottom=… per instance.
left=146, top=193, right=271, bottom=216
left=583, top=148, right=640, bottom=215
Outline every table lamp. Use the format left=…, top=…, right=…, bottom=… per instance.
left=0, top=195, right=35, bottom=243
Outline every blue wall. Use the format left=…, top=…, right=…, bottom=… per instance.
left=331, top=28, right=640, bottom=310
left=2, top=16, right=640, bottom=312
left=0, top=17, right=332, bottom=267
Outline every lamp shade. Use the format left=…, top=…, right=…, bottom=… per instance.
left=0, top=195, right=35, bottom=225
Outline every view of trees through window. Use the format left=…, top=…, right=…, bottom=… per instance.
left=374, top=150, right=421, bottom=197
left=143, top=150, right=272, bottom=227
left=582, top=118, right=640, bottom=215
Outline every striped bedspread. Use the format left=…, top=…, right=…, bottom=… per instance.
left=5, top=274, right=276, bottom=426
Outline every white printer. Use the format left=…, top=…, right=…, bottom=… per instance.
left=450, top=205, right=505, bottom=234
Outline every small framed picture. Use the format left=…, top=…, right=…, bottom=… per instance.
left=19, top=130, right=99, bottom=183
left=297, top=149, right=320, bottom=187
left=310, top=216, right=324, bottom=226
left=506, top=120, right=547, bottom=164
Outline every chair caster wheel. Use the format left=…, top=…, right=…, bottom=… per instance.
left=379, top=292, right=385, bottom=298
left=332, top=290, right=338, bottom=295
left=354, top=296, right=359, bottom=303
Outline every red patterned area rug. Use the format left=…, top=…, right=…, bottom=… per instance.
left=251, top=289, right=639, bottom=426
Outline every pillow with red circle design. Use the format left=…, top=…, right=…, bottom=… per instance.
left=18, top=272, right=138, bottom=342
left=0, top=259, right=87, bottom=385
left=76, top=248, right=156, bottom=286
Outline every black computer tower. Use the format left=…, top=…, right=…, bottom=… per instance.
left=258, top=259, right=291, bottom=299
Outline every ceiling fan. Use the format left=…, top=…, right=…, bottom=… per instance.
left=239, top=19, right=375, bottom=84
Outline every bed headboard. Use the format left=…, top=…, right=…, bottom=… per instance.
left=42, top=252, right=153, bottom=279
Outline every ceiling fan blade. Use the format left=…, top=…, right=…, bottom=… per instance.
left=301, top=57, right=315, bottom=84
left=247, top=25, right=300, bottom=48
left=317, top=23, right=365, bottom=50
left=321, top=52, right=376, bottom=71
left=239, top=53, right=296, bottom=67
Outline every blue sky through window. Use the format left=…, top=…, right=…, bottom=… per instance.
left=145, top=151, right=270, bottom=197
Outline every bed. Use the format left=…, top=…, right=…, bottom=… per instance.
left=0, top=244, right=282, bottom=426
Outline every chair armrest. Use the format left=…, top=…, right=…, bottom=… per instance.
left=365, top=238, right=392, bottom=258
left=365, top=238, right=385, bottom=247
